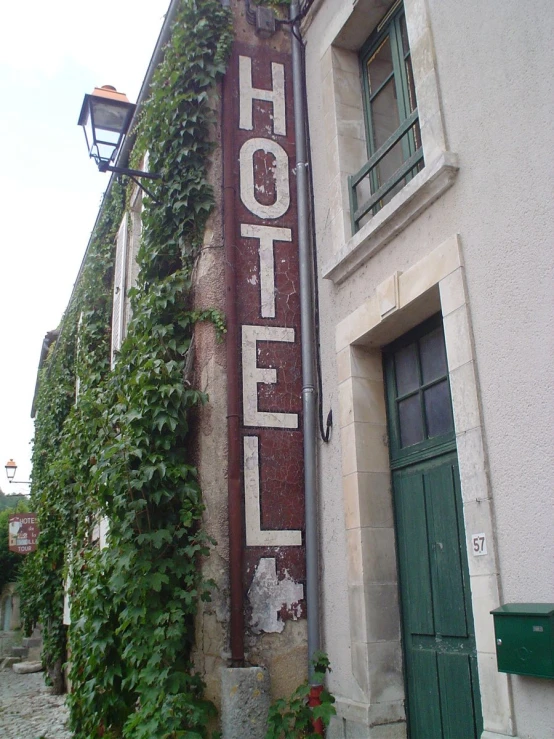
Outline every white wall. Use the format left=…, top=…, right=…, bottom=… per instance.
left=304, top=1, right=554, bottom=736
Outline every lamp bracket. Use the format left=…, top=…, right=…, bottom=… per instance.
left=98, top=164, right=162, bottom=203
left=98, top=163, right=160, bottom=180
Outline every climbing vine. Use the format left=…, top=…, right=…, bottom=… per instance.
left=20, top=1, right=233, bottom=736
left=19, top=180, right=127, bottom=693
left=265, top=653, right=336, bottom=738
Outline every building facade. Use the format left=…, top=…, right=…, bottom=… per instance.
left=301, top=0, right=553, bottom=737
left=31, top=1, right=552, bottom=737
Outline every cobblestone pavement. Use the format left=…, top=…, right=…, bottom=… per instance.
left=0, top=668, right=71, bottom=739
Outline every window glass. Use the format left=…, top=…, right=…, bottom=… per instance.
left=367, top=36, right=393, bottom=95
left=395, top=342, right=419, bottom=396
left=400, top=12, right=410, bottom=56
left=391, top=321, right=454, bottom=450
left=371, top=78, right=401, bottom=150
left=420, top=327, right=447, bottom=383
left=424, top=381, right=454, bottom=438
left=404, top=56, right=417, bottom=114
left=399, top=395, right=425, bottom=447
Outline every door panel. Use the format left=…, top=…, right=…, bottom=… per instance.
left=395, top=471, right=434, bottom=635
left=393, top=454, right=481, bottom=739
left=425, top=462, right=468, bottom=637
left=437, top=652, right=478, bottom=739
left=409, top=650, right=442, bottom=738
left=384, top=316, right=482, bottom=739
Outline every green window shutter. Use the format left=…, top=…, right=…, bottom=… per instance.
left=349, top=3, right=424, bottom=232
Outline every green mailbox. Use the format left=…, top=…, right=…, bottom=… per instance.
left=491, top=603, right=554, bottom=679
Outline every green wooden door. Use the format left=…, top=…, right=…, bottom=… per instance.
left=384, top=316, right=482, bottom=739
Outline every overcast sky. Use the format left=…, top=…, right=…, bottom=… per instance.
left=0, top=0, right=170, bottom=494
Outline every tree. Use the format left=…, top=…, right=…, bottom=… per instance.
left=0, top=488, right=27, bottom=511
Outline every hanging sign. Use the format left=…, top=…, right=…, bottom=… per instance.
left=8, top=514, right=39, bottom=554
left=229, top=41, right=305, bottom=624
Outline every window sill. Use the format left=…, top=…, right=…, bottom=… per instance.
left=322, top=152, right=459, bottom=285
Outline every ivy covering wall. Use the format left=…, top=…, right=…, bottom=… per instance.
left=19, top=2, right=233, bottom=736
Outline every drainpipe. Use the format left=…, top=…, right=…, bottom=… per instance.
left=222, top=62, right=245, bottom=666
left=290, top=2, right=321, bottom=685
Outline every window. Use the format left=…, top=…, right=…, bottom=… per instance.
left=110, top=214, right=129, bottom=368
left=110, top=192, right=141, bottom=369
left=349, top=1, right=423, bottom=233
left=384, top=315, right=454, bottom=462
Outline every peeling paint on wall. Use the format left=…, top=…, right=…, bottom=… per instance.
left=248, top=557, right=304, bottom=634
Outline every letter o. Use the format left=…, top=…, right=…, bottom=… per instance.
left=239, top=137, right=290, bottom=219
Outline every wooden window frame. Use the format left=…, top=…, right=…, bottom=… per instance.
left=349, top=1, right=424, bottom=233
left=383, top=314, right=456, bottom=469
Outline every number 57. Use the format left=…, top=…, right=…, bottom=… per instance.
left=471, top=533, right=487, bottom=556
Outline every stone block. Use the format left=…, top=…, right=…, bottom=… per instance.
left=13, top=660, right=43, bottom=674
left=377, top=272, right=400, bottom=319
left=338, top=376, right=386, bottom=429
left=443, top=304, right=473, bottom=372
left=449, top=360, right=481, bottom=435
left=360, top=528, right=397, bottom=584
left=438, top=267, right=466, bottom=317
left=366, top=641, right=405, bottom=705
left=1, top=656, right=20, bottom=669
left=456, top=426, right=489, bottom=503
left=22, top=637, right=41, bottom=648
left=27, top=646, right=43, bottom=662
left=221, top=666, right=270, bottom=739
left=327, top=715, right=346, bottom=739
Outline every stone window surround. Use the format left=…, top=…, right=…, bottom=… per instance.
left=334, top=234, right=517, bottom=739
left=304, top=0, right=459, bottom=285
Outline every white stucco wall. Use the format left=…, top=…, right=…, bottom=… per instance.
left=303, top=1, right=554, bottom=737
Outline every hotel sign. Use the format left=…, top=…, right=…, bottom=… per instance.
left=8, top=514, right=39, bottom=554
left=229, top=42, right=305, bottom=622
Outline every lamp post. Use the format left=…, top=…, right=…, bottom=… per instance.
left=78, top=85, right=160, bottom=195
left=4, top=459, right=30, bottom=485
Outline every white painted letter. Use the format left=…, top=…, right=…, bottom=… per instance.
left=239, top=138, right=290, bottom=220
left=240, top=224, right=292, bottom=318
left=242, top=325, right=298, bottom=428
left=239, top=55, right=286, bottom=136
left=244, top=438, right=302, bottom=547
left=248, top=557, right=304, bottom=632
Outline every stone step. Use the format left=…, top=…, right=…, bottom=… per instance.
left=11, top=646, right=28, bottom=658
left=22, top=637, right=42, bottom=648
left=1, top=656, right=21, bottom=669
left=27, top=646, right=42, bottom=662
left=13, top=660, right=43, bottom=674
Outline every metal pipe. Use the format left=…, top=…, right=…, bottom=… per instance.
left=222, top=60, right=245, bottom=666
left=290, top=1, right=320, bottom=683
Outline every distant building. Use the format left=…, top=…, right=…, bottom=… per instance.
left=1, top=583, right=20, bottom=632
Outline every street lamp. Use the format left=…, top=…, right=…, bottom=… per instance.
left=4, top=459, right=30, bottom=485
left=5, top=459, right=16, bottom=480
left=78, top=85, right=160, bottom=194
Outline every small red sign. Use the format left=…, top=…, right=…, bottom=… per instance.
left=8, top=514, right=39, bottom=554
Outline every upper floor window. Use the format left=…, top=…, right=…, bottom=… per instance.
left=349, top=1, right=423, bottom=232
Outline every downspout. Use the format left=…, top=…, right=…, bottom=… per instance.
left=290, top=2, right=321, bottom=684
left=222, top=62, right=245, bottom=666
